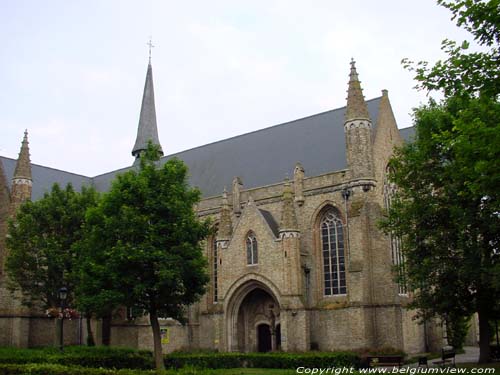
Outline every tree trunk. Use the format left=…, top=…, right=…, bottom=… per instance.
left=102, top=314, right=111, bottom=346
left=149, top=309, right=165, bottom=371
left=478, top=307, right=492, bottom=363
left=86, top=314, right=95, bottom=346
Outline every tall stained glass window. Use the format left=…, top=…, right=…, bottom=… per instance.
left=320, top=210, right=346, bottom=295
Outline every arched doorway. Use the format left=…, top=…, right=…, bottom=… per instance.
left=275, top=323, right=281, bottom=350
left=226, top=280, right=280, bottom=352
left=257, top=324, right=271, bottom=352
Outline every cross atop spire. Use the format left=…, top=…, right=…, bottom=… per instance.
left=147, top=37, right=154, bottom=64
left=345, top=59, right=370, bottom=121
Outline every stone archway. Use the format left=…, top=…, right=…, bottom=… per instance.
left=225, top=279, right=280, bottom=352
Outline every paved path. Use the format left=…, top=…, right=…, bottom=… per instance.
left=407, top=346, right=479, bottom=367
left=449, top=346, right=479, bottom=364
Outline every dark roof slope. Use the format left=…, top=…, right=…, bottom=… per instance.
left=94, top=97, right=382, bottom=197
left=259, top=209, right=280, bottom=238
left=3, top=98, right=417, bottom=201
left=400, top=126, right=415, bottom=142
left=0, top=157, right=92, bottom=200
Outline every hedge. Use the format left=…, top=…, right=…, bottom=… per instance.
left=0, top=347, right=153, bottom=370
left=0, top=364, right=231, bottom=375
left=0, top=347, right=361, bottom=370
left=164, top=352, right=361, bottom=369
left=0, top=364, right=156, bottom=375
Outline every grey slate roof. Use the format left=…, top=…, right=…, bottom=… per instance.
left=1, top=97, right=415, bottom=201
left=94, top=97, right=382, bottom=197
left=0, top=157, right=92, bottom=200
left=400, top=126, right=415, bottom=142
left=259, top=209, right=280, bottom=238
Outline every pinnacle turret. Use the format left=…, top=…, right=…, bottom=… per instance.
left=280, top=178, right=298, bottom=232
left=345, top=59, right=370, bottom=121
left=13, top=130, right=32, bottom=181
left=218, top=188, right=232, bottom=240
left=132, top=61, right=163, bottom=161
left=10, top=130, right=32, bottom=216
left=343, top=60, right=374, bottom=180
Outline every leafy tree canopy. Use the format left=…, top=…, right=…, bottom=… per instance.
left=403, top=0, right=500, bottom=97
left=384, top=0, right=499, bottom=362
left=6, top=184, right=99, bottom=309
left=78, top=143, right=210, bottom=369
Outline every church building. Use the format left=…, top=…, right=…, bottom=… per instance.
left=1, top=59, right=444, bottom=354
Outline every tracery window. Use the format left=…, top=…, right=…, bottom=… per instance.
left=246, top=232, right=258, bottom=265
left=384, top=171, right=408, bottom=295
left=320, top=209, right=346, bottom=295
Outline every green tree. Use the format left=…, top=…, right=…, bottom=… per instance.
left=6, top=183, right=99, bottom=310
left=384, top=0, right=499, bottom=362
left=403, top=0, right=499, bottom=97
left=80, top=143, right=210, bottom=370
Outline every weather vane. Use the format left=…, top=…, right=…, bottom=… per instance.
left=147, top=37, right=155, bottom=63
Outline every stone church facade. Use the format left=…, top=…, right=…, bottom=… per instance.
left=0, top=60, right=445, bottom=353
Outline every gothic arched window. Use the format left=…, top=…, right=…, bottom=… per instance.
left=384, top=169, right=407, bottom=295
left=246, top=232, right=258, bottom=265
left=320, top=209, right=346, bottom=295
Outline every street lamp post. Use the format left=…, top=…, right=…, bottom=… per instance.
left=58, top=287, right=68, bottom=352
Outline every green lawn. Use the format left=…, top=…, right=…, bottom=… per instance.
left=189, top=370, right=296, bottom=375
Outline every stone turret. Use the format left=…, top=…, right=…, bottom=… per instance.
left=132, top=61, right=163, bottom=162
left=217, top=188, right=232, bottom=249
left=344, top=59, right=374, bottom=180
left=10, top=130, right=32, bottom=217
left=280, top=178, right=301, bottom=298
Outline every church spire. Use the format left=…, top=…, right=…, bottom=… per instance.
left=10, top=130, right=32, bottom=216
left=132, top=58, right=163, bottom=161
left=343, top=60, right=374, bottom=179
left=345, top=58, right=370, bottom=121
left=13, top=130, right=32, bottom=181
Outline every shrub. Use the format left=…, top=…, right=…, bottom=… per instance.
left=0, top=347, right=153, bottom=369
left=164, top=351, right=360, bottom=369
left=0, top=363, right=156, bottom=375
left=0, top=363, right=224, bottom=375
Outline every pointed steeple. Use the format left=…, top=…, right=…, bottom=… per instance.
left=343, top=60, right=374, bottom=180
left=345, top=59, right=370, bottom=121
left=13, top=130, right=32, bottom=181
left=10, top=130, right=32, bottom=216
left=132, top=61, right=163, bottom=160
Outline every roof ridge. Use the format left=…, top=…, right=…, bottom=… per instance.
left=160, top=96, right=382, bottom=161
left=0, top=156, right=92, bottom=179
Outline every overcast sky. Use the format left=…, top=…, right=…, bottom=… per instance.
left=1, top=0, right=474, bottom=177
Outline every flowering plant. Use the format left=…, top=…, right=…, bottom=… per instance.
left=46, top=307, right=80, bottom=320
